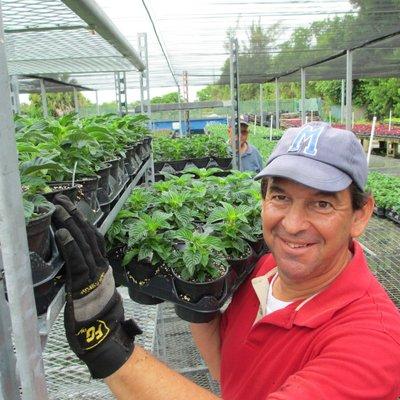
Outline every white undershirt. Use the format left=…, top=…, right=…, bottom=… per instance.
left=266, top=273, right=293, bottom=315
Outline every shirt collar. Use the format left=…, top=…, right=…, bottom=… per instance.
left=251, top=241, right=372, bottom=329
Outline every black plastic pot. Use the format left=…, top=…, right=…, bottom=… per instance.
left=128, top=285, right=164, bottom=305
left=212, top=157, right=233, bottom=170
left=43, top=183, right=79, bottom=204
left=133, top=142, right=143, bottom=165
left=169, top=160, right=187, bottom=172
left=172, top=267, right=227, bottom=304
left=172, top=267, right=228, bottom=322
left=26, top=202, right=56, bottom=262
left=373, top=206, right=386, bottom=218
left=74, top=176, right=100, bottom=211
left=126, top=258, right=159, bottom=283
left=108, top=158, right=121, bottom=183
left=227, top=244, right=257, bottom=278
left=125, top=258, right=164, bottom=305
left=141, top=136, right=152, bottom=159
left=248, top=236, right=268, bottom=256
left=118, top=157, right=129, bottom=186
left=193, top=157, right=211, bottom=168
left=58, top=176, right=102, bottom=225
left=96, top=163, right=112, bottom=204
left=124, top=146, right=139, bottom=176
left=107, top=245, right=128, bottom=287
left=154, top=161, right=165, bottom=173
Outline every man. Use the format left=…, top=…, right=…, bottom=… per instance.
left=53, top=121, right=400, bottom=399
left=228, top=117, right=263, bottom=173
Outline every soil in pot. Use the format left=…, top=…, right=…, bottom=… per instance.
left=43, top=183, right=79, bottom=204
left=125, top=258, right=160, bottom=285
left=26, top=203, right=56, bottom=262
left=125, top=257, right=164, bottom=305
left=172, top=264, right=227, bottom=304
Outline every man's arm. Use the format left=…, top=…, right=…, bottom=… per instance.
left=105, top=346, right=219, bottom=400
left=51, top=195, right=221, bottom=399
left=190, top=315, right=222, bottom=381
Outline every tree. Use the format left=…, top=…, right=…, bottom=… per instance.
left=29, top=91, right=91, bottom=117
left=150, top=92, right=181, bottom=104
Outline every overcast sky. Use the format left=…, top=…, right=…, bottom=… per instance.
left=63, top=1, right=355, bottom=104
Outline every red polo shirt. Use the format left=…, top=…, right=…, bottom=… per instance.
left=220, top=241, right=400, bottom=399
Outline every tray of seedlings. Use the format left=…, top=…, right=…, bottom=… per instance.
left=106, top=168, right=268, bottom=322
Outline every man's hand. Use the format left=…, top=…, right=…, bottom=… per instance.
left=52, top=194, right=142, bottom=379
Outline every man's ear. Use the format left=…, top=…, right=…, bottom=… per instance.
left=351, top=196, right=374, bottom=238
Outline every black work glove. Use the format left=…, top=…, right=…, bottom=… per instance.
left=52, top=194, right=142, bottom=379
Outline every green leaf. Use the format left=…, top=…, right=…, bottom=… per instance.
left=23, top=199, right=35, bottom=221
left=20, top=157, right=60, bottom=175
left=122, top=249, right=138, bottom=266
left=138, top=246, right=153, bottom=262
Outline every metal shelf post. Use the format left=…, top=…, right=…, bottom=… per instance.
left=300, top=68, right=306, bottom=124
left=114, top=71, right=128, bottom=115
left=229, top=37, right=240, bottom=170
left=346, top=50, right=353, bottom=131
left=138, top=32, right=151, bottom=119
left=0, top=3, right=48, bottom=398
left=10, top=75, right=20, bottom=114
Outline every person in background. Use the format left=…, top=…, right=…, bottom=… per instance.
left=52, top=121, right=400, bottom=400
left=228, top=117, right=263, bottom=173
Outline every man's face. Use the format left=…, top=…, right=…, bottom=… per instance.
left=262, top=177, right=371, bottom=283
left=228, top=124, right=249, bottom=146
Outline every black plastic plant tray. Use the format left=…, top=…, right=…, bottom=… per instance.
left=126, top=251, right=261, bottom=323
left=77, top=198, right=103, bottom=227
left=4, top=229, right=65, bottom=316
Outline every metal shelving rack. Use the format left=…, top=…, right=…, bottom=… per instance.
left=0, top=1, right=153, bottom=399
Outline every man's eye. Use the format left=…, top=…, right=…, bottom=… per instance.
left=316, top=201, right=332, bottom=210
left=272, top=194, right=287, bottom=201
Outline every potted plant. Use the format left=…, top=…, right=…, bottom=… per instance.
left=122, top=210, right=173, bottom=304
left=168, top=228, right=229, bottom=321
left=206, top=202, right=257, bottom=277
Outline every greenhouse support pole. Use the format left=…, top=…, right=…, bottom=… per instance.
left=259, top=84, right=263, bottom=127
left=366, top=116, right=377, bottom=165
left=275, top=78, right=280, bottom=129
left=340, top=79, right=345, bottom=124
left=345, top=50, right=353, bottom=131
left=0, top=3, right=49, bottom=398
left=178, top=87, right=183, bottom=137
left=138, top=33, right=151, bottom=119
left=73, top=87, right=79, bottom=114
left=39, top=79, right=48, bottom=117
left=96, top=90, right=100, bottom=115
left=0, top=253, right=20, bottom=400
left=301, top=68, right=306, bottom=125
left=230, top=37, right=240, bottom=170
left=10, top=75, right=20, bottom=114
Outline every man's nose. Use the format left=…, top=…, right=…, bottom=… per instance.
left=280, top=203, right=310, bottom=235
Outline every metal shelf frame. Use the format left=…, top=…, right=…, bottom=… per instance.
left=0, top=1, right=152, bottom=398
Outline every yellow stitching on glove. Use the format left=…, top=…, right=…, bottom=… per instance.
left=77, top=320, right=110, bottom=350
left=80, top=272, right=106, bottom=296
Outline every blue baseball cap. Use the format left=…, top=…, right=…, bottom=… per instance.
left=255, top=122, right=368, bottom=192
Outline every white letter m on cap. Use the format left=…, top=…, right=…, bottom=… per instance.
left=288, top=124, right=324, bottom=156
